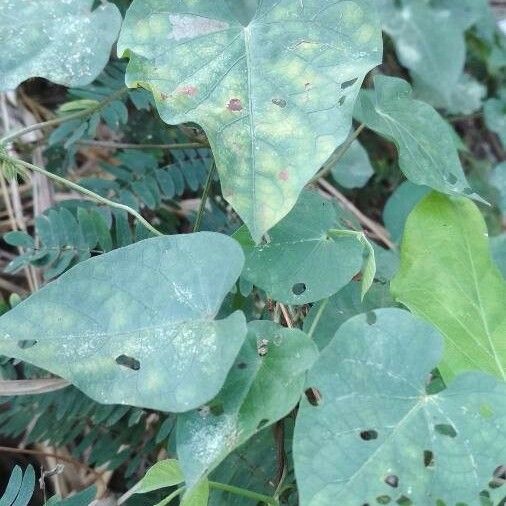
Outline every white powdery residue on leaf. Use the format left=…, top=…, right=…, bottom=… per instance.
left=168, top=14, right=230, bottom=41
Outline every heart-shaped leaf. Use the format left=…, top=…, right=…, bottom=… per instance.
left=354, top=75, right=480, bottom=201
left=0, top=0, right=122, bottom=90
left=391, top=192, right=506, bottom=382
left=235, top=190, right=373, bottom=304
left=294, top=308, right=506, bottom=505
left=330, top=139, right=374, bottom=189
left=0, top=233, right=247, bottom=412
left=117, top=0, right=382, bottom=241
left=177, top=320, right=318, bottom=486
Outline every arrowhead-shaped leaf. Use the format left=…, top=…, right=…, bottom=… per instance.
left=354, top=75, right=480, bottom=200
left=177, top=320, right=318, bottom=486
left=294, top=308, right=506, bottom=505
left=117, top=0, right=382, bottom=240
left=0, top=233, right=248, bottom=412
left=235, top=190, right=373, bottom=304
left=391, top=193, right=506, bottom=381
left=0, top=0, right=122, bottom=90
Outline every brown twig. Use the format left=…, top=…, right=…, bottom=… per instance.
left=317, top=178, right=396, bottom=250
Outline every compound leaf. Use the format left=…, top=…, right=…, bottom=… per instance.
left=177, top=320, right=317, bottom=487
left=0, top=0, right=122, bottom=90
left=294, top=308, right=506, bottom=505
left=0, top=233, right=247, bottom=412
left=355, top=75, right=480, bottom=200
left=118, top=0, right=382, bottom=241
left=391, top=193, right=506, bottom=382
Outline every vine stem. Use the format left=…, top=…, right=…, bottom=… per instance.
left=0, top=87, right=129, bottom=145
left=77, top=140, right=206, bottom=150
left=0, top=153, right=163, bottom=237
left=193, top=161, right=217, bottom=232
left=208, top=481, right=279, bottom=505
left=310, top=123, right=365, bottom=183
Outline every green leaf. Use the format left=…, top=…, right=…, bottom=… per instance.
left=391, top=192, right=506, bottom=381
left=118, top=0, right=382, bottom=241
left=0, top=466, right=22, bottom=506
left=2, top=231, right=35, bottom=249
left=0, top=233, right=248, bottom=412
left=383, top=181, right=430, bottom=243
left=303, top=281, right=394, bottom=349
left=135, top=460, right=184, bottom=494
left=0, top=0, right=122, bottom=90
left=490, top=161, right=506, bottom=214
left=177, top=320, right=317, bottom=486
left=236, top=190, right=369, bottom=304
left=294, top=308, right=506, bottom=505
left=484, top=95, right=506, bottom=147
left=181, top=479, right=209, bottom=506
left=330, top=140, right=374, bottom=189
left=491, top=234, right=506, bottom=278
left=47, top=486, right=96, bottom=506
left=1, top=466, right=35, bottom=506
left=354, top=75, right=480, bottom=200
left=376, top=0, right=484, bottom=107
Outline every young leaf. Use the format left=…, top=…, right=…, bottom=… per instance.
left=391, top=193, right=506, bottom=381
left=294, top=308, right=506, bottom=505
left=236, top=191, right=370, bottom=304
left=0, top=0, right=122, bottom=90
left=177, top=320, right=318, bottom=487
left=118, top=0, right=382, bottom=241
left=0, top=233, right=248, bottom=412
left=356, top=76, right=482, bottom=199
left=134, top=460, right=184, bottom=494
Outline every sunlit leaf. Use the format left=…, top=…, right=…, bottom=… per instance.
left=0, top=233, right=247, bottom=412
left=294, top=308, right=506, bottom=505
left=118, top=0, right=382, bottom=240
left=0, top=0, right=122, bottom=90
left=391, top=192, right=506, bottom=381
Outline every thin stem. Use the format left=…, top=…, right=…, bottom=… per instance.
left=0, top=87, right=129, bottom=145
left=193, top=161, right=217, bottom=232
left=310, top=123, right=365, bottom=183
left=155, top=487, right=185, bottom=506
left=77, top=140, right=206, bottom=150
left=0, top=153, right=163, bottom=237
left=209, top=481, right=279, bottom=505
left=307, top=297, right=329, bottom=339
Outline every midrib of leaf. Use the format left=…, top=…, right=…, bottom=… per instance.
left=243, top=23, right=258, bottom=235
left=458, top=214, right=505, bottom=379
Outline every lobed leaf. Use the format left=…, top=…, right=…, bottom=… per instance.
left=294, top=308, right=506, bottom=505
left=0, top=233, right=247, bottom=412
left=118, top=0, right=382, bottom=241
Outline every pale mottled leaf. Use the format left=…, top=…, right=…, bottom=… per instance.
left=391, top=193, right=506, bottom=381
left=354, top=76, right=480, bottom=200
left=0, top=233, right=247, bottom=412
left=118, top=0, right=382, bottom=240
left=0, top=0, right=122, bottom=90
left=177, top=320, right=317, bottom=486
left=294, top=308, right=506, bottom=505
